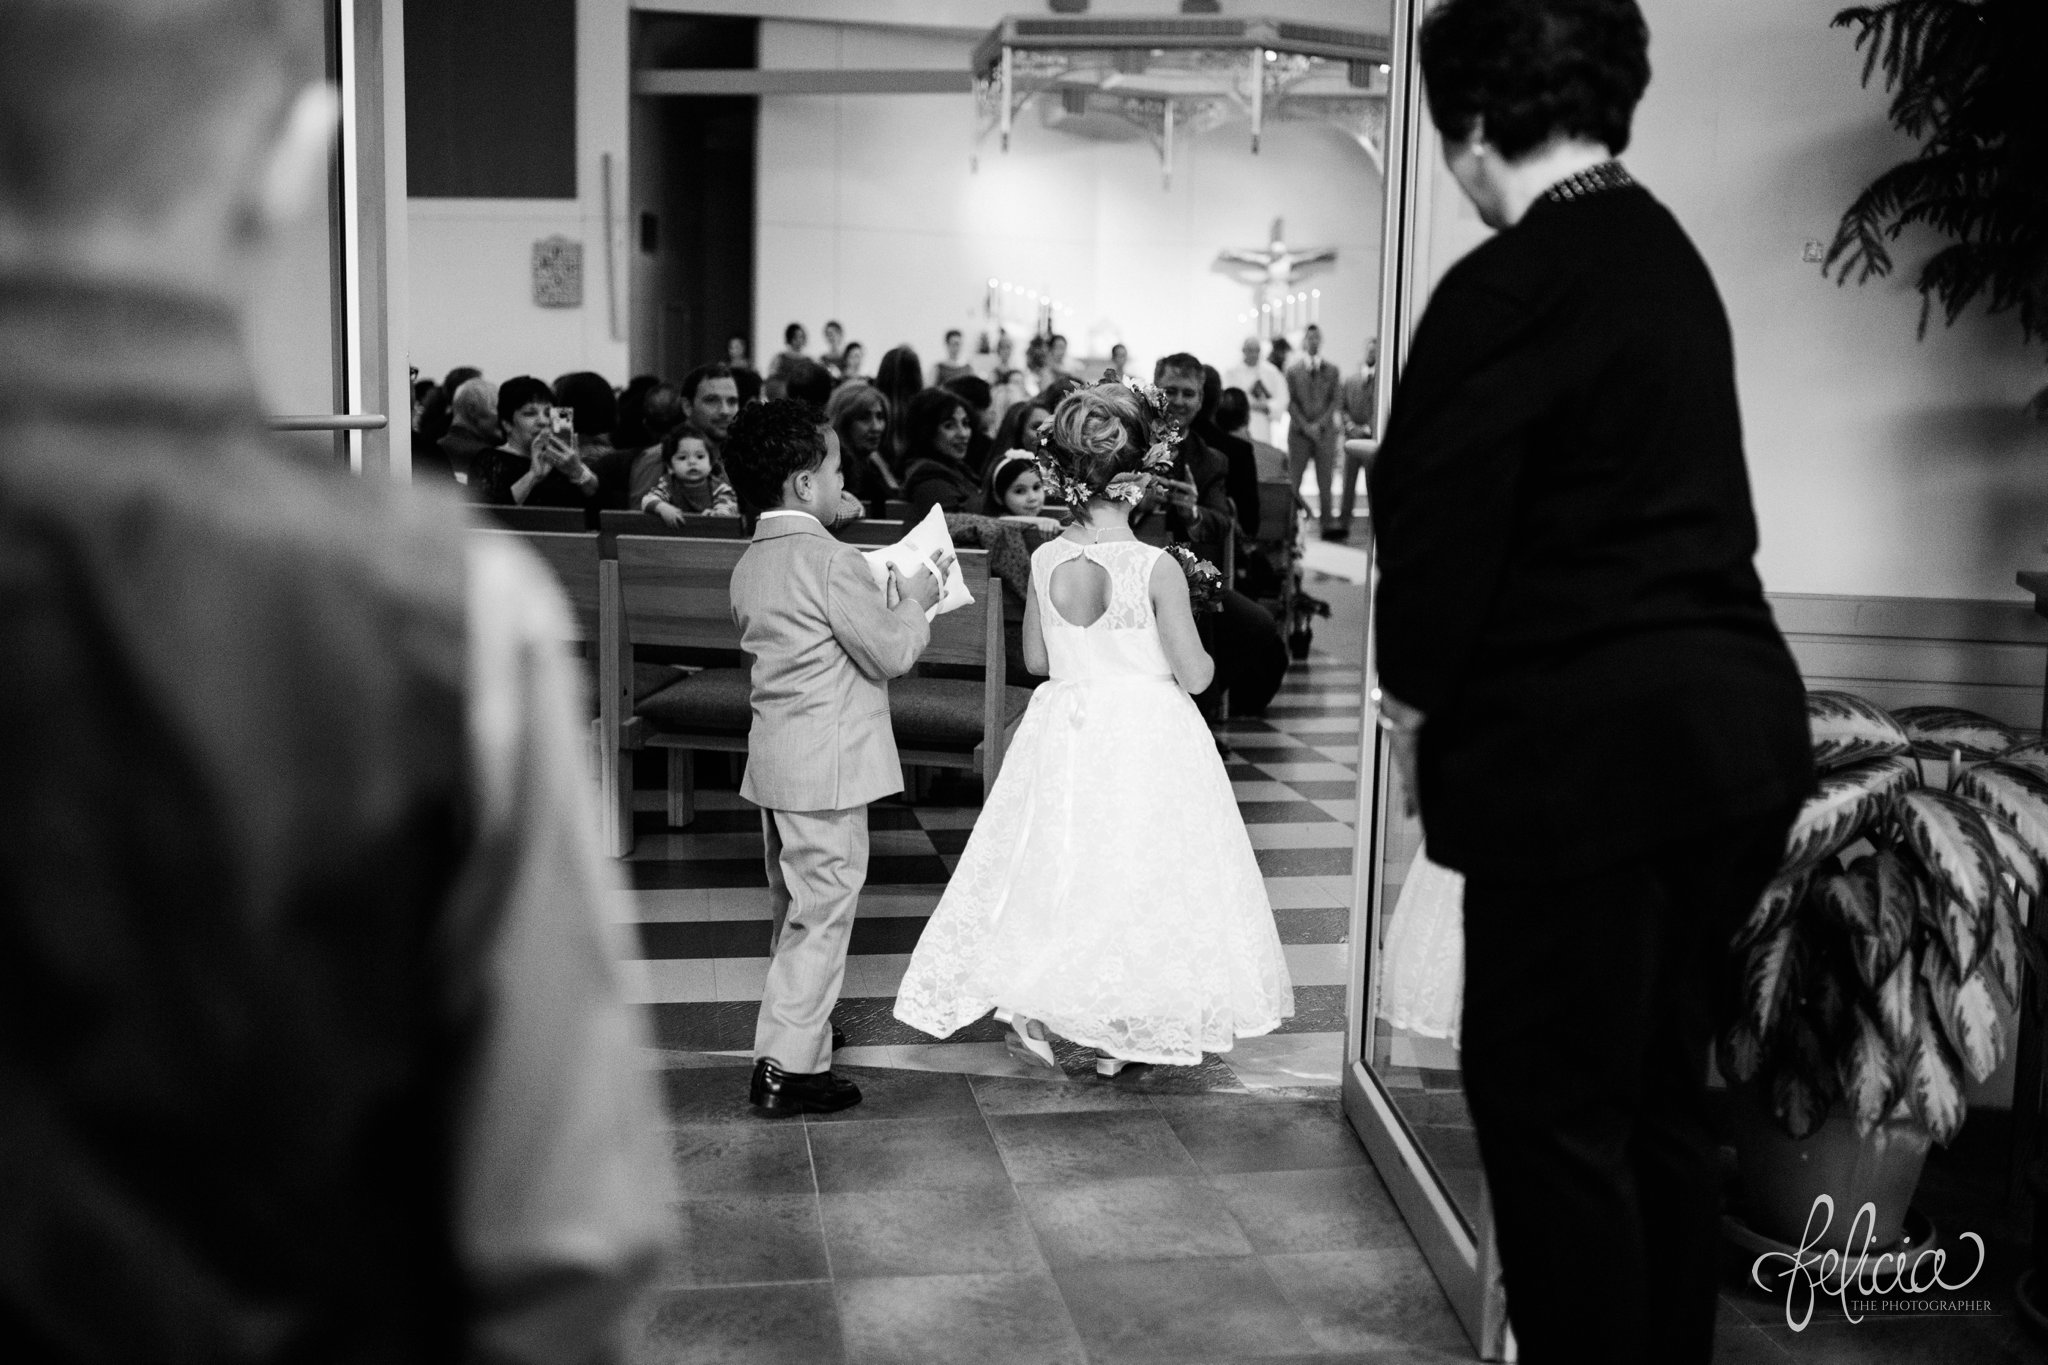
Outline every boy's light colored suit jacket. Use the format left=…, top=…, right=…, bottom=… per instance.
left=731, top=513, right=931, bottom=812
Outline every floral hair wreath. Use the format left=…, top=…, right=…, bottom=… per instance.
left=1035, top=369, right=1185, bottom=507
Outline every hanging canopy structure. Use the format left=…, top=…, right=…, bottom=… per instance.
left=971, top=15, right=1392, bottom=186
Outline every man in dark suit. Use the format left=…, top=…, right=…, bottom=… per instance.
left=1368, top=3, right=1812, bottom=1362
left=1286, top=323, right=1342, bottom=533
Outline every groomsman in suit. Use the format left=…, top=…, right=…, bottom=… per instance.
left=1286, top=324, right=1343, bottom=533
left=1330, top=337, right=1380, bottom=542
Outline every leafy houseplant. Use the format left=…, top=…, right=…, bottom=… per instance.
left=1825, top=2, right=2048, bottom=415
left=1718, top=693, right=2048, bottom=1242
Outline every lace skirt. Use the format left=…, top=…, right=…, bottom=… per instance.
left=894, top=674, right=1294, bottom=1064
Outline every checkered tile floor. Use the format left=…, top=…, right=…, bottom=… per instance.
left=618, top=582, right=1367, bottom=1092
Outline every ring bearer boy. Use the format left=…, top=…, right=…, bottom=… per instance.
left=722, top=400, right=951, bottom=1114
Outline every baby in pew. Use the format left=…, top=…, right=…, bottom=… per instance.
left=640, top=432, right=739, bottom=523
left=722, top=399, right=952, bottom=1116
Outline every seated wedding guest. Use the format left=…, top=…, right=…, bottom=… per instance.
left=819, top=319, right=846, bottom=376
left=726, top=333, right=754, bottom=372
left=990, top=398, right=1055, bottom=464
left=1143, top=354, right=1289, bottom=720
left=0, top=2, right=671, bottom=1355
left=1047, top=332, right=1078, bottom=377
left=415, top=363, right=475, bottom=449
left=554, top=369, right=632, bottom=509
left=873, top=345, right=925, bottom=466
left=941, top=372, right=996, bottom=474
left=640, top=381, right=685, bottom=445
left=641, top=432, right=739, bottom=522
left=839, top=340, right=866, bottom=380
left=933, top=328, right=974, bottom=385
left=1197, top=362, right=1262, bottom=537
left=899, top=388, right=983, bottom=522
left=1024, top=335, right=1053, bottom=394
left=989, top=330, right=1031, bottom=413
left=1224, top=335, right=1288, bottom=443
left=734, top=365, right=764, bottom=408
left=552, top=370, right=619, bottom=455
left=1371, top=3, right=1811, bottom=1361
left=1219, top=386, right=1290, bottom=484
left=631, top=363, right=738, bottom=502
left=782, top=356, right=836, bottom=409
left=471, top=375, right=602, bottom=510
left=765, top=321, right=808, bottom=393
left=410, top=378, right=458, bottom=483
left=982, top=449, right=1060, bottom=527
left=437, top=376, right=500, bottom=480
left=611, top=372, right=664, bottom=451
left=827, top=382, right=899, bottom=510
left=1134, top=354, right=1236, bottom=565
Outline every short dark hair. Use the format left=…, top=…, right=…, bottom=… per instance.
left=904, top=388, right=971, bottom=466
left=941, top=373, right=992, bottom=414
left=1216, top=386, right=1251, bottom=433
left=496, top=375, right=553, bottom=426
left=784, top=322, right=806, bottom=346
left=1048, top=333, right=1067, bottom=347
left=783, top=358, right=836, bottom=408
left=1154, top=352, right=1203, bottom=383
left=681, top=362, right=735, bottom=406
left=1419, top=0, right=1650, bottom=159
left=642, top=383, right=686, bottom=439
left=723, top=399, right=829, bottom=514
left=440, top=366, right=481, bottom=398
left=945, top=328, right=963, bottom=343
left=551, top=371, right=618, bottom=436
left=824, top=320, right=843, bottom=333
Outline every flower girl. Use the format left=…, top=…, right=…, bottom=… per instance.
left=894, top=381, right=1293, bottom=1075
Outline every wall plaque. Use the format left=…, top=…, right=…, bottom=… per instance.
left=532, top=236, right=584, bottom=308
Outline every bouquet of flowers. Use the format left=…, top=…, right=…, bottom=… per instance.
left=1165, top=543, right=1224, bottom=613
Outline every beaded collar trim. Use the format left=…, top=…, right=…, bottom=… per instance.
left=1543, top=160, right=1635, bottom=204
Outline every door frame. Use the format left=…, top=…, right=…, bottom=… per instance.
left=1338, top=0, right=1513, bottom=1355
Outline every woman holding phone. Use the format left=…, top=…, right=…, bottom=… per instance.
left=468, top=374, right=602, bottom=511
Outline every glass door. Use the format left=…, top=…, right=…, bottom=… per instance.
left=246, top=0, right=406, bottom=476
left=1338, top=0, right=1514, bottom=1356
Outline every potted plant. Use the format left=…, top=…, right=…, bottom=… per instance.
left=1825, top=1, right=2048, bottom=416
left=1718, top=691, right=2048, bottom=1251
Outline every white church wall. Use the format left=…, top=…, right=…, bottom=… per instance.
left=1412, top=0, right=2047, bottom=603
left=404, top=0, right=629, bottom=387
left=756, top=19, right=1386, bottom=386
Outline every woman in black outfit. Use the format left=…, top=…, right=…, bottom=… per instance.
left=898, top=388, right=983, bottom=522
left=469, top=374, right=603, bottom=514
left=1367, top=4, right=1812, bottom=1363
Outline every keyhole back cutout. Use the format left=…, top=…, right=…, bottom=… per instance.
left=1048, top=554, right=1113, bottom=628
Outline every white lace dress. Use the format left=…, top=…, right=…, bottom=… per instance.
left=1378, top=844, right=1464, bottom=1046
left=894, top=537, right=1294, bottom=1064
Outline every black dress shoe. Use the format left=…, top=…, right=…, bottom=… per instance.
left=750, top=1058, right=862, bottom=1115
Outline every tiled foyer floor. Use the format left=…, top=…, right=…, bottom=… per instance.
left=616, top=551, right=2048, bottom=1363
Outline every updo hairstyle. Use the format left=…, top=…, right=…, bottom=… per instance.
left=1044, top=384, right=1150, bottom=496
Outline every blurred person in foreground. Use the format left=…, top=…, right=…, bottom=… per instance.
left=1369, top=1, right=1810, bottom=1360
left=0, top=2, right=672, bottom=1360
